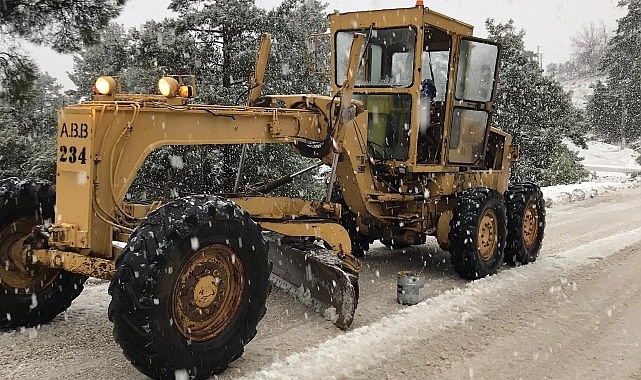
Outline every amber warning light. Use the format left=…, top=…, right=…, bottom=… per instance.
left=158, top=76, right=195, bottom=98
left=416, top=0, right=424, bottom=6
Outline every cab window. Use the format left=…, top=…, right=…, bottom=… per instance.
left=417, top=27, right=451, bottom=164
left=355, top=93, right=412, bottom=161
left=455, top=39, right=499, bottom=102
left=335, top=27, right=417, bottom=87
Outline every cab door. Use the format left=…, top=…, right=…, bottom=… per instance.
left=447, top=37, right=500, bottom=166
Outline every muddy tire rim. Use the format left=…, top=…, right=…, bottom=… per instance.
left=522, top=202, right=539, bottom=248
left=0, top=216, right=57, bottom=292
left=172, top=244, right=245, bottom=342
left=478, top=209, right=498, bottom=261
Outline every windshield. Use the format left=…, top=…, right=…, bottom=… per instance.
left=335, top=27, right=417, bottom=87
left=354, top=93, right=412, bottom=161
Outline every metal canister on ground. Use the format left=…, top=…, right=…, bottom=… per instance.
left=397, top=271, right=425, bottom=305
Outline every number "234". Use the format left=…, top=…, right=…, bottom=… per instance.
left=59, top=145, right=87, bottom=164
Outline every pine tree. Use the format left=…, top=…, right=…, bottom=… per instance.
left=0, top=0, right=127, bottom=101
left=0, top=71, right=70, bottom=180
left=263, top=0, right=330, bottom=95
left=486, top=19, right=589, bottom=186
left=169, top=0, right=265, bottom=104
left=70, top=1, right=329, bottom=200
left=588, top=0, right=641, bottom=146
left=586, top=80, right=622, bottom=143
left=68, top=23, right=131, bottom=99
left=126, top=20, right=201, bottom=94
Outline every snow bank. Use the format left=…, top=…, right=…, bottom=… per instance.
left=542, top=140, right=641, bottom=206
left=567, top=140, right=641, bottom=171
left=244, top=227, right=641, bottom=380
left=541, top=179, right=640, bottom=207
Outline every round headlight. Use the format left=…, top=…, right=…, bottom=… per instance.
left=158, top=77, right=179, bottom=97
left=95, top=76, right=116, bottom=95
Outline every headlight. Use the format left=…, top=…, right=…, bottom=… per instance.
left=95, top=76, right=116, bottom=95
left=158, top=77, right=180, bottom=97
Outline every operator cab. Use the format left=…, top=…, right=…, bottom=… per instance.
left=330, top=5, right=500, bottom=170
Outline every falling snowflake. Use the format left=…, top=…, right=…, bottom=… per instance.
left=191, top=237, right=200, bottom=251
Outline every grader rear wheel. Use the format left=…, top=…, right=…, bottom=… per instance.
left=504, top=182, right=546, bottom=265
left=0, top=178, right=86, bottom=329
left=108, top=195, right=270, bottom=380
left=449, top=187, right=507, bottom=280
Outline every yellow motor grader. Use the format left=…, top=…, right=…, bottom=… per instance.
left=0, top=3, right=545, bottom=379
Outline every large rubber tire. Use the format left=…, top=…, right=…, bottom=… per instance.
left=0, top=177, right=87, bottom=329
left=504, top=182, right=546, bottom=265
left=108, top=195, right=270, bottom=380
left=448, top=187, right=507, bottom=280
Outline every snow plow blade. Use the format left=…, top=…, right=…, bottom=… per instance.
left=266, top=235, right=359, bottom=329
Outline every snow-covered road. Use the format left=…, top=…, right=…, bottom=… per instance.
left=247, top=224, right=641, bottom=380
left=2, top=184, right=641, bottom=380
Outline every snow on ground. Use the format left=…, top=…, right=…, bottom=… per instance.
left=560, top=75, right=605, bottom=108
left=567, top=139, right=641, bottom=172
left=245, top=227, right=641, bottom=380
left=543, top=140, right=641, bottom=207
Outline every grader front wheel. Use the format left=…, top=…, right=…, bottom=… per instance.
left=108, top=195, right=270, bottom=380
left=0, top=178, right=87, bottom=329
left=172, top=243, right=245, bottom=342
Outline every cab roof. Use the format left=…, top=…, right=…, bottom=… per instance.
left=328, top=6, right=473, bottom=36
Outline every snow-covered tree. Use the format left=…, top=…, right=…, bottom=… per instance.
left=486, top=19, right=589, bottom=186
left=570, top=22, right=610, bottom=76
left=0, top=0, right=127, bottom=101
left=263, top=0, right=329, bottom=95
left=168, top=0, right=264, bottom=104
left=586, top=80, right=622, bottom=144
left=587, top=0, right=641, bottom=146
left=0, top=71, right=71, bottom=180
left=68, top=23, right=130, bottom=98
left=545, top=22, right=609, bottom=81
left=70, top=1, right=329, bottom=200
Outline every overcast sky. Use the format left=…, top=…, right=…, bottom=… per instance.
left=30, top=0, right=625, bottom=90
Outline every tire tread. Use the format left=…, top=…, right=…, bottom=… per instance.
left=108, top=195, right=270, bottom=379
left=0, top=177, right=86, bottom=329
left=448, top=187, right=507, bottom=279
